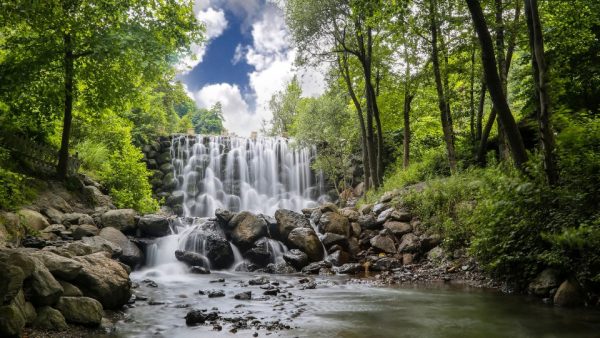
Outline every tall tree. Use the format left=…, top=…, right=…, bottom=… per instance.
left=525, top=0, right=558, bottom=185
left=1, top=0, right=201, bottom=178
left=466, top=0, right=529, bottom=168
left=429, top=0, right=457, bottom=173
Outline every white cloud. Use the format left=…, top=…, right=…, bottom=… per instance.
left=194, top=83, right=261, bottom=137
left=178, top=7, right=228, bottom=72
left=190, top=3, right=327, bottom=135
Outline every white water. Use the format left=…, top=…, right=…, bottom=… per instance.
left=171, top=135, right=324, bottom=217
left=144, top=135, right=325, bottom=272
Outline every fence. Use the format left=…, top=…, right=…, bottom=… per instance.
left=0, top=133, right=80, bottom=177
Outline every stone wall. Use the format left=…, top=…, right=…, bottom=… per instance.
left=141, top=136, right=175, bottom=205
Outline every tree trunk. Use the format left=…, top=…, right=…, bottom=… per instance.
left=525, top=0, right=558, bottom=185
left=470, top=40, right=476, bottom=142
left=403, top=46, right=413, bottom=169
left=365, top=28, right=384, bottom=185
left=467, top=0, right=528, bottom=168
left=57, top=33, right=74, bottom=179
left=476, top=79, right=486, bottom=141
left=494, top=0, right=511, bottom=161
left=338, top=53, right=371, bottom=190
left=430, top=0, right=457, bottom=173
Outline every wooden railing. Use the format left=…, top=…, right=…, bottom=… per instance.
left=0, top=133, right=80, bottom=177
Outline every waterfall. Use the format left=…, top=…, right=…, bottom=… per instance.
left=171, top=135, right=323, bottom=217
left=143, top=135, right=325, bottom=273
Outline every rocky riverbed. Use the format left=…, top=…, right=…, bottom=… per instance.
left=0, top=175, right=595, bottom=337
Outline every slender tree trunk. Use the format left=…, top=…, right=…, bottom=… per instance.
left=470, top=40, right=476, bottom=142
left=338, top=53, right=371, bottom=190
left=57, top=33, right=74, bottom=179
left=476, top=79, right=486, bottom=141
left=495, top=0, right=511, bottom=161
left=467, top=0, right=528, bottom=168
left=430, top=0, right=457, bottom=173
left=365, top=28, right=384, bottom=185
left=403, top=46, right=413, bottom=169
left=477, top=0, right=521, bottom=165
left=525, top=0, right=558, bottom=185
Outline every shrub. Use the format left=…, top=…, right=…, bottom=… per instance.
left=0, top=147, right=35, bottom=210
left=99, top=142, right=158, bottom=213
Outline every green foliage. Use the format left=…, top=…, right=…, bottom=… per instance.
left=99, top=142, right=158, bottom=214
left=291, top=92, right=358, bottom=192
left=74, top=140, right=110, bottom=176
left=189, top=102, right=224, bottom=135
left=0, top=147, right=35, bottom=210
left=268, top=77, right=302, bottom=136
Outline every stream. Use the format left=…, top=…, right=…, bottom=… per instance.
left=114, top=268, right=600, bottom=338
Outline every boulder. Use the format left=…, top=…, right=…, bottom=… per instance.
left=28, top=257, right=64, bottom=306
left=420, top=233, right=442, bottom=251
left=80, top=236, right=123, bottom=258
left=32, top=306, right=68, bottom=331
left=175, top=250, right=209, bottom=267
left=275, top=209, right=311, bottom=239
left=56, top=296, right=103, bottom=326
left=0, top=291, right=30, bottom=337
left=426, top=246, right=444, bottom=263
left=72, top=224, right=99, bottom=240
left=398, top=233, right=421, bottom=253
left=319, top=212, right=350, bottom=237
left=101, top=209, right=136, bottom=234
left=0, top=262, right=25, bottom=305
left=321, top=232, right=348, bottom=250
left=372, top=203, right=390, bottom=215
left=31, top=251, right=82, bottom=281
left=553, top=279, right=585, bottom=307
left=358, top=214, right=378, bottom=230
left=156, top=151, right=171, bottom=165
left=350, top=222, right=361, bottom=238
left=99, top=227, right=143, bottom=268
left=58, top=281, right=83, bottom=297
left=326, top=250, right=350, bottom=267
left=265, top=262, right=296, bottom=274
left=389, top=210, right=412, bottom=222
left=0, top=250, right=36, bottom=279
left=320, top=202, right=339, bottom=213
left=42, top=208, right=64, bottom=225
left=383, top=221, right=412, bottom=236
left=83, top=185, right=113, bottom=209
left=215, top=208, right=235, bottom=226
left=203, top=234, right=234, bottom=269
left=234, top=291, right=252, bottom=300
left=309, top=209, right=322, bottom=226
left=229, top=212, right=268, bottom=251
left=334, top=263, right=362, bottom=274
left=339, top=208, right=360, bottom=222
left=301, top=260, right=332, bottom=274
left=159, top=163, right=174, bottom=174
left=369, top=233, right=396, bottom=254
left=138, top=214, right=171, bottom=237
left=72, top=252, right=131, bottom=309
left=185, top=309, right=218, bottom=326
left=358, top=204, right=372, bottom=215
left=371, top=257, right=402, bottom=271
left=287, top=227, right=324, bottom=262
left=62, top=213, right=94, bottom=226
left=190, top=266, right=210, bottom=274
left=283, top=249, right=309, bottom=270
left=166, top=191, right=184, bottom=207
left=242, top=238, right=273, bottom=267
left=17, top=209, right=50, bottom=232
left=376, top=208, right=394, bottom=224
left=528, top=269, right=560, bottom=297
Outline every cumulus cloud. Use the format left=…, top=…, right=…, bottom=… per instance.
left=178, top=7, right=228, bottom=72
left=190, top=2, right=326, bottom=135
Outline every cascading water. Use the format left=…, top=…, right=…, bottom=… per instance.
left=171, top=135, right=324, bottom=217
left=144, top=135, right=325, bottom=273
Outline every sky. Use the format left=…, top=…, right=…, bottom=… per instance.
left=178, top=0, right=327, bottom=137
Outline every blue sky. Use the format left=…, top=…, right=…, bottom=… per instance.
left=178, top=0, right=325, bottom=136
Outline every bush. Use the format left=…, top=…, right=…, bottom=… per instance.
left=0, top=147, right=35, bottom=210
left=99, top=142, right=158, bottom=213
left=74, top=139, right=110, bottom=176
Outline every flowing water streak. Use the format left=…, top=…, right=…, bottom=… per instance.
left=171, top=135, right=323, bottom=218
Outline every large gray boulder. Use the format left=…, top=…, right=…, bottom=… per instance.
left=31, top=251, right=82, bottom=281
left=99, top=227, right=143, bottom=268
left=0, top=262, right=25, bottom=305
left=204, top=234, right=234, bottom=269
left=138, top=214, right=171, bottom=237
left=369, top=233, right=396, bottom=254
left=56, top=296, right=103, bottom=326
left=275, top=209, right=311, bottom=240
left=319, top=212, right=350, bottom=237
left=71, top=224, right=99, bottom=240
left=100, top=209, right=136, bottom=233
left=17, top=209, right=50, bottom=232
left=229, top=211, right=268, bottom=251
left=398, top=233, right=421, bottom=253
left=32, top=306, right=68, bottom=331
left=72, top=252, right=131, bottom=309
left=287, top=227, right=324, bottom=262
left=283, top=249, right=309, bottom=270
left=0, top=291, right=35, bottom=337
left=62, top=213, right=94, bottom=226
left=383, top=221, right=412, bottom=236
left=81, top=236, right=123, bottom=258
left=553, top=279, right=585, bottom=307
left=175, top=250, right=209, bottom=267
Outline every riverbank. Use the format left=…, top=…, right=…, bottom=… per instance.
left=0, top=175, right=595, bottom=337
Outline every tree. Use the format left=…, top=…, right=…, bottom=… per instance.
left=0, top=0, right=202, bottom=178
left=466, top=0, right=529, bottom=168
left=525, top=0, right=558, bottom=185
left=268, top=77, right=302, bottom=136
